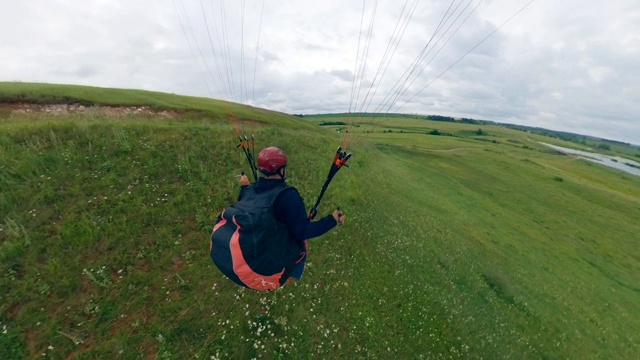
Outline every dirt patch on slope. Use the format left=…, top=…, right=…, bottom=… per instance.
left=2, top=103, right=178, bottom=119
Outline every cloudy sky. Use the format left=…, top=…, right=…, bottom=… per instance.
left=1, top=0, right=639, bottom=145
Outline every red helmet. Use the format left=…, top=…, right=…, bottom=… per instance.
left=257, top=147, right=287, bottom=175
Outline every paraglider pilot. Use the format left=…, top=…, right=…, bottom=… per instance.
left=210, top=147, right=345, bottom=290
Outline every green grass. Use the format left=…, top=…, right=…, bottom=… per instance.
left=1, top=83, right=640, bottom=359
left=0, top=82, right=314, bottom=131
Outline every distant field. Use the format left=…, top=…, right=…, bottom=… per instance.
left=307, top=112, right=640, bottom=159
left=1, top=83, right=639, bottom=359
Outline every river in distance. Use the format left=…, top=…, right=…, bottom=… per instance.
left=540, top=142, right=640, bottom=177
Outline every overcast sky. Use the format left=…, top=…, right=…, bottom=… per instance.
left=1, top=0, right=639, bottom=145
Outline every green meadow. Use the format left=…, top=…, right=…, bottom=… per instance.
left=1, top=82, right=639, bottom=359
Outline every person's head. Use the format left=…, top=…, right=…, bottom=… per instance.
left=257, top=147, right=287, bottom=179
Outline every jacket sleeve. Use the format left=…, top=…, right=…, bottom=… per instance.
left=274, top=188, right=337, bottom=244
left=237, top=185, right=249, bottom=201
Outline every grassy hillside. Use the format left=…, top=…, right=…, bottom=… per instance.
left=0, top=82, right=311, bottom=130
left=1, top=83, right=639, bottom=359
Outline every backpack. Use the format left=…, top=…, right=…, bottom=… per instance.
left=209, top=183, right=304, bottom=290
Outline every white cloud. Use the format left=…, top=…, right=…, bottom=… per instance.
left=1, top=0, right=639, bottom=145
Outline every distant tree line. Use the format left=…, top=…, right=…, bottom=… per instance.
left=318, top=121, right=346, bottom=126
left=503, top=124, right=633, bottom=148
left=299, top=113, right=483, bottom=124
left=424, top=115, right=480, bottom=124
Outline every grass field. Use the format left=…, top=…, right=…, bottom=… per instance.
left=1, top=82, right=639, bottom=359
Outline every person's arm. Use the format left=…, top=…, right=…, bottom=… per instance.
left=274, top=188, right=339, bottom=243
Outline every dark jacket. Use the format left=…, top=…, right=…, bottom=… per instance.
left=237, top=177, right=337, bottom=243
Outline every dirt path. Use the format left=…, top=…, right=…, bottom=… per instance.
left=427, top=147, right=474, bottom=152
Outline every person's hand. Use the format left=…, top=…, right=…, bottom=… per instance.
left=239, top=172, right=250, bottom=186
left=332, top=207, right=345, bottom=225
